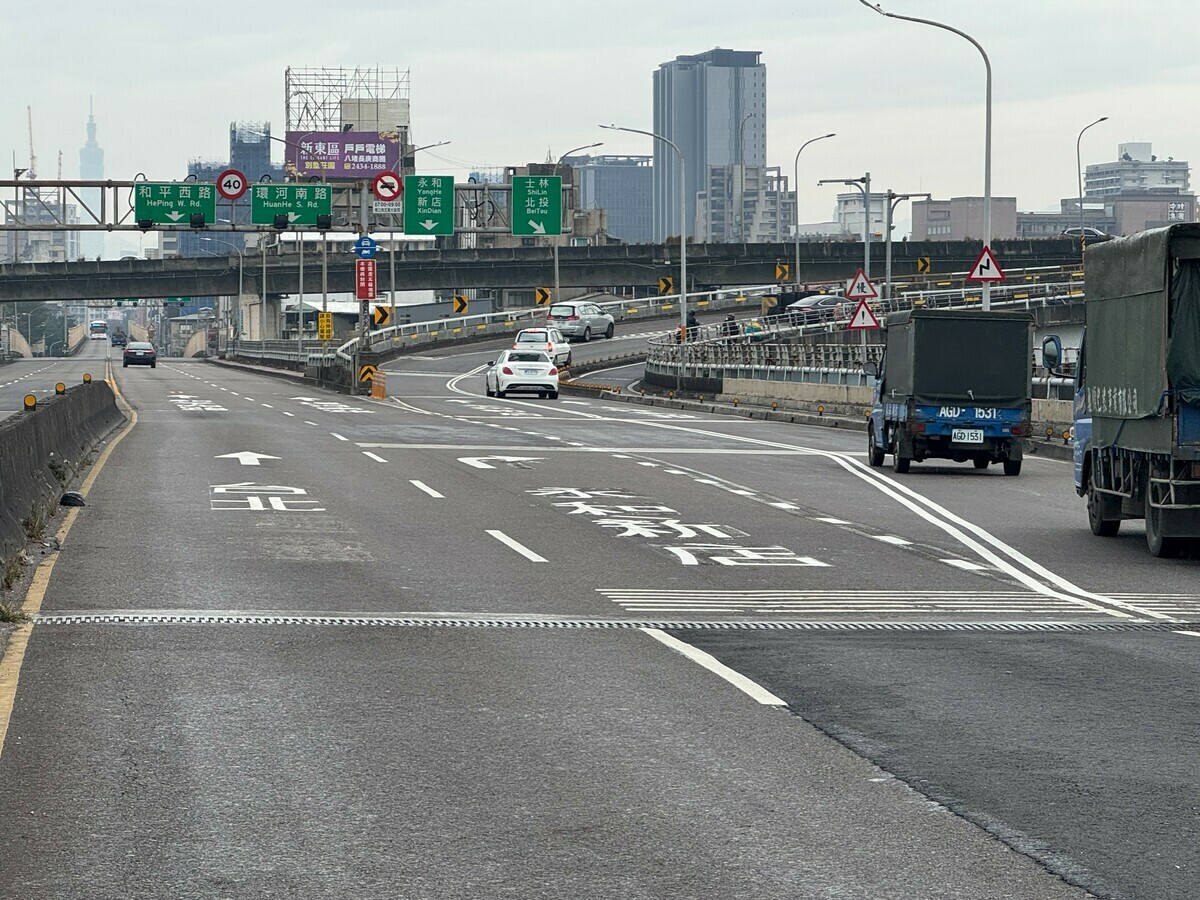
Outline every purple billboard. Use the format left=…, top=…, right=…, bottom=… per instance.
left=284, top=131, right=401, bottom=180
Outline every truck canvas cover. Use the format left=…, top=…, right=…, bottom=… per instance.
left=882, top=308, right=1032, bottom=406
left=1085, top=226, right=1175, bottom=420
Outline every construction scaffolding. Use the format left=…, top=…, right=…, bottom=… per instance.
left=284, top=66, right=411, bottom=135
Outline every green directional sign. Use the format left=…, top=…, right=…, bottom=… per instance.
left=404, top=175, right=454, bottom=235
left=511, top=176, right=562, bottom=236
left=134, top=183, right=217, bottom=225
left=250, top=184, right=333, bottom=226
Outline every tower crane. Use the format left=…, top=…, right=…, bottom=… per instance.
left=26, top=106, right=37, bottom=180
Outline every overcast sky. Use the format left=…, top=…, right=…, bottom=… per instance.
left=4, top=0, right=1198, bottom=238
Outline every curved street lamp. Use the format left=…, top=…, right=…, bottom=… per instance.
left=1076, top=116, right=1108, bottom=245
left=793, top=133, right=836, bottom=284
left=856, top=0, right=994, bottom=309
left=601, top=124, right=687, bottom=333
left=551, top=142, right=604, bottom=302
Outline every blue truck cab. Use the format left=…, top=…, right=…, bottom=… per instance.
left=866, top=308, right=1033, bottom=476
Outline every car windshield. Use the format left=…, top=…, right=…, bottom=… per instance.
left=507, top=352, right=549, bottom=363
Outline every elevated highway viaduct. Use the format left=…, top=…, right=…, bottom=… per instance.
left=0, top=239, right=1083, bottom=302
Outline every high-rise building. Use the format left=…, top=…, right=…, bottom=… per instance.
left=565, top=154, right=653, bottom=244
left=78, top=98, right=104, bottom=260
left=1085, top=143, right=1190, bottom=198
left=175, top=122, right=284, bottom=260
left=652, top=48, right=765, bottom=242
left=696, top=166, right=794, bottom=243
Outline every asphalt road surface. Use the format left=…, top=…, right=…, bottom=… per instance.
left=0, top=333, right=1196, bottom=898
left=0, top=338, right=111, bottom=422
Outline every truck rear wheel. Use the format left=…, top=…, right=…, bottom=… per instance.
left=1086, top=480, right=1120, bottom=537
left=1002, top=460, right=1022, bottom=476
left=891, top=429, right=910, bottom=474
left=868, top=429, right=885, bottom=467
left=1145, top=481, right=1182, bottom=558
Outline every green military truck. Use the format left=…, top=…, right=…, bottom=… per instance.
left=1043, top=223, right=1200, bottom=557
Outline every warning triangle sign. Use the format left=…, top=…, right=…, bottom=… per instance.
left=845, top=268, right=878, bottom=300
left=967, top=245, right=1006, bottom=282
left=847, top=299, right=881, bottom=330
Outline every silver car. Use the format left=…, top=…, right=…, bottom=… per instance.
left=545, top=301, right=615, bottom=342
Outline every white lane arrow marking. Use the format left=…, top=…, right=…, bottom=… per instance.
left=527, top=220, right=546, bottom=234
left=215, top=451, right=281, bottom=466
left=458, top=455, right=544, bottom=470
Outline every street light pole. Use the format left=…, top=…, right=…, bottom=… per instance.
left=857, top=0, right=993, bottom=310
left=737, top=113, right=754, bottom=243
left=199, top=237, right=245, bottom=348
left=818, top=174, right=872, bottom=278
left=552, top=142, right=603, bottom=303
left=1076, top=116, right=1108, bottom=250
left=390, top=141, right=451, bottom=329
left=793, top=133, right=836, bottom=287
left=884, top=191, right=932, bottom=303
left=602, top=124, right=687, bottom=336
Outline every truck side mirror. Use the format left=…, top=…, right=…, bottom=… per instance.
left=1041, top=335, right=1062, bottom=371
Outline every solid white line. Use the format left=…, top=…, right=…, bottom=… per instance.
left=363, top=451, right=388, bottom=463
left=642, top=629, right=786, bottom=706
left=331, top=433, right=348, bottom=441
left=410, top=480, right=445, bottom=498
left=1174, top=631, right=1200, bottom=638
left=486, top=529, right=547, bottom=562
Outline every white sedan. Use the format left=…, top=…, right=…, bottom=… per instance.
left=485, top=350, right=560, bottom=399
left=513, top=327, right=571, bottom=367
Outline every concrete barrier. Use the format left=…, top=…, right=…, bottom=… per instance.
left=0, top=382, right=125, bottom=563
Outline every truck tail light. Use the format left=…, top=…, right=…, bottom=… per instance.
left=907, top=420, right=926, bottom=434
left=1011, top=422, right=1030, bottom=436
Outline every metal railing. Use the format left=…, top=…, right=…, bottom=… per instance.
left=646, top=272, right=1084, bottom=387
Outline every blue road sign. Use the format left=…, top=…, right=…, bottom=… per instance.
left=354, top=236, right=378, bottom=259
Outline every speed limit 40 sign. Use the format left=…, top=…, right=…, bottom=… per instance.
left=216, top=168, right=248, bottom=201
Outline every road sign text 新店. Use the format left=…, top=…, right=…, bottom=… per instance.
left=404, top=175, right=454, bottom=235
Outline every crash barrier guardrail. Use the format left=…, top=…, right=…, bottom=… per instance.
left=225, top=285, right=784, bottom=368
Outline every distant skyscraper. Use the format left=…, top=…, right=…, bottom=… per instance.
left=652, top=48, right=766, bottom=242
left=566, top=155, right=653, bottom=244
left=78, top=98, right=104, bottom=260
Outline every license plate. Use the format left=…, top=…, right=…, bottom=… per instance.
left=952, top=428, right=984, bottom=443
left=520, top=369, right=540, bottom=375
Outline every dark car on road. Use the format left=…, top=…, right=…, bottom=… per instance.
left=122, top=341, right=157, bottom=368
left=781, top=292, right=846, bottom=325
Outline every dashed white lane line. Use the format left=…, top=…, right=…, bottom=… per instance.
left=486, top=529, right=547, bottom=563
left=771, top=502, right=801, bottom=510
left=363, top=451, right=388, bottom=463
left=305, top=421, right=319, bottom=426
left=814, top=516, right=851, bottom=525
left=282, top=411, right=296, bottom=417
left=245, top=397, right=256, bottom=402
left=331, top=433, right=348, bottom=441
left=643, top=629, right=786, bottom=706
left=410, top=480, right=445, bottom=498
left=1176, top=631, right=1200, bottom=638
left=261, top=403, right=273, bottom=408
left=874, top=535, right=913, bottom=546
left=943, top=559, right=989, bottom=571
